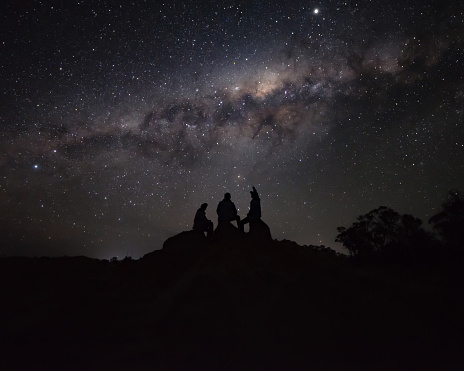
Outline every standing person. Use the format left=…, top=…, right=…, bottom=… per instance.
left=193, top=203, right=214, bottom=238
left=216, top=192, right=241, bottom=228
left=240, top=186, right=261, bottom=232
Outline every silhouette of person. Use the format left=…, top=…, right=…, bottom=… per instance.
left=240, top=186, right=261, bottom=232
left=193, top=203, right=214, bottom=238
left=216, top=192, right=241, bottom=228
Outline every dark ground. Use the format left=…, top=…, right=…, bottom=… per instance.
left=1, top=228, right=463, bottom=370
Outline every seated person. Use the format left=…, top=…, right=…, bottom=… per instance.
left=240, top=186, right=261, bottom=232
left=216, top=192, right=240, bottom=228
left=193, top=203, right=214, bottom=238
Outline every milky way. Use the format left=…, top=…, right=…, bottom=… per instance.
left=1, top=1, right=463, bottom=258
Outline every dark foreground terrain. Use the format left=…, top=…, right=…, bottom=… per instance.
left=1, top=226, right=463, bottom=370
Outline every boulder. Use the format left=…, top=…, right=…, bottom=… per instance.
left=213, top=222, right=244, bottom=244
left=162, top=230, right=208, bottom=253
left=248, top=219, right=273, bottom=245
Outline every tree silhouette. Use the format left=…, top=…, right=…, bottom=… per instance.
left=398, top=214, right=425, bottom=246
left=336, top=221, right=373, bottom=257
left=336, top=206, right=425, bottom=258
left=429, top=190, right=464, bottom=252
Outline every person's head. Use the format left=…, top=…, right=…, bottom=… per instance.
left=250, top=186, right=259, bottom=200
left=200, top=203, right=208, bottom=210
left=224, top=192, right=231, bottom=200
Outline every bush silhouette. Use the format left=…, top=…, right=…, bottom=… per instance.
left=429, top=190, right=464, bottom=254
left=336, top=206, right=427, bottom=260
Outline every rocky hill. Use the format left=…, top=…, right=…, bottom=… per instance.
left=1, top=223, right=462, bottom=370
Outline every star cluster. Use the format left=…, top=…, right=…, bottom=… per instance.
left=1, top=1, right=463, bottom=258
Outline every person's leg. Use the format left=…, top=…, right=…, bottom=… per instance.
left=240, top=216, right=249, bottom=232
left=206, top=221, right=214, bottom=239
left=235, top=215, right=241, bottom=229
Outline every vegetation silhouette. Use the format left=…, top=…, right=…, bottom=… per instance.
left=336, top=190, right=464, bottom=268
left=336, top=206, right=427, bottom=258
left=429, top=190, right=464, bottom=252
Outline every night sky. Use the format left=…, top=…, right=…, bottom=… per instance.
left=1, top=1, right=463, bottom=259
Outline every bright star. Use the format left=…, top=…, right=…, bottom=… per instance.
left=314, top=8, right=319, bottom=14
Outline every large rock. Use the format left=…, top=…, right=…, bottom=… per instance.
left=162, top=230, right=208, bottom=252
left=160, top=220, right=273, bottom=253
left=213, top=222, right=244, bottom=244
left=248, top=219, right=273, bottom=245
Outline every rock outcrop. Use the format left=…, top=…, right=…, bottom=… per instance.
left=1, top=222, right=462, bottom=371
left=162, top=229, right=208, bottom=252
left=162, top=219, right=273, bottom=252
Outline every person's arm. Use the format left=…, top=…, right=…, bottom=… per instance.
left=193, top=210, right=200, bottom=228
left=200, top=211, right=209, bottom=223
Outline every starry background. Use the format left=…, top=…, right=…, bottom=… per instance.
left=1, top=0, right=463, bottom=259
